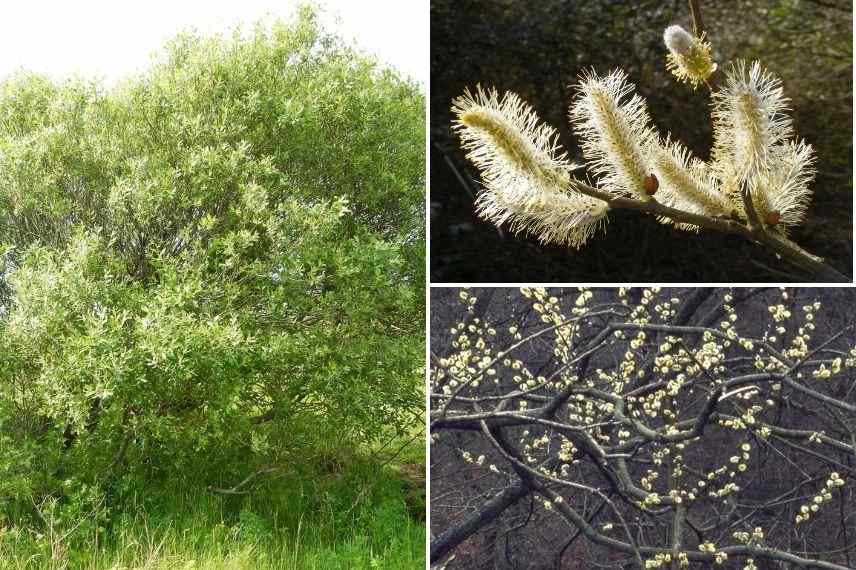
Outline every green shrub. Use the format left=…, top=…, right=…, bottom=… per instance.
left=0, top=5, right=423, bottom=515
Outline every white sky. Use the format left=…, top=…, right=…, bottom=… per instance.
left=0, top=0, right=427, bottom=87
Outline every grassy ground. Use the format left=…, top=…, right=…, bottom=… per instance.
left=0, top=440, right=425, bottom=570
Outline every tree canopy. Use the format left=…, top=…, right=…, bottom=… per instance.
left=0, top=5, right=425, bottom=508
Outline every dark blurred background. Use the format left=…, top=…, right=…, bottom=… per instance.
left=430, top=0, right=852, bottom=283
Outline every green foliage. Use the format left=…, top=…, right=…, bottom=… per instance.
left=0, top=450, right=425, bottom=570
left=0, top=3, right=424, bottom=519
left=237, top=508, right=274, bottom=541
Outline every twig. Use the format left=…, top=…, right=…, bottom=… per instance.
left=740, top=185, right=761, bottom=230
left=688, top=0, right=705, bottom=36
left=207, top=466, right=282, bottom=495
left=377, top=431, right=423, bottom=469
left=434, top=141, right=475, bottom=199
left=569, top=180, right=848, bottom=282
left=748, top=260, right=804, bottom=281
left=109, top=431, right=133, bottom=470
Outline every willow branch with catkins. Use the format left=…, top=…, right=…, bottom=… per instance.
left=449, top=21, right=844, bottom=281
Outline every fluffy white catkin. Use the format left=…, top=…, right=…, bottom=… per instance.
left=452, top=86, right=608, bottom=248
left=711, top=61, right=793, bottom=190
left=663, top=25, right=694, bottom=55
left=569, top=69, right=658, bottom=201
left=748, top=140, right=815, bottom=233
left=648, top=137, right=734, bottom=228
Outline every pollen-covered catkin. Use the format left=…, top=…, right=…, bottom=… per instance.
left=452, top=85, right=608, bottom=247
left=663, top=25, right=717, bottom=88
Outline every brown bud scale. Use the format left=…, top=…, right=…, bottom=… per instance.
left=643, top=173, right=659, bottom=196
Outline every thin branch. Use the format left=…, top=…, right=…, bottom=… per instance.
left=544, top=486, right=853, bottom=570
left=108, top=431, right=133, bottom=471
left=741, top=185, right=761, bottom=231
left=688, top=0, right=705, bottom=36
left=569, top=180, right=848, bottom=282
left=429, top=478, right=529, bottom=563
left=432, top=289, right=856, bottom=568
left=207, top=466, right=282, bottom=495
left=670, top=502, right=687, bottom=570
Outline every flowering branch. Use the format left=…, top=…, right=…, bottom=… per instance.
left=451, top=5, right=847, bottom=281
left=566, top=179, right=845, bottom=281
left=431, top=288, right=856, bottom=568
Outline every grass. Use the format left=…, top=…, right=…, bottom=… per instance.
left=0, top=441, right=425, bottom=569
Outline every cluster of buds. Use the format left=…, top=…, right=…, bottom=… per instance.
left=733, top=527, right=764, bottom=545
left=698, top=542, right=729, bottom=565
left=796, top=473, right=845, bottom=524
left=644, top=552, right=689, bottom=568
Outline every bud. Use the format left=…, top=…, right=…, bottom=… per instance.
left=664, top=25, right=694, bottom=55
left=644, top=173, right=659, bottom=195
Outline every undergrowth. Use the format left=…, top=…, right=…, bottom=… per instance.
left=0, top=443, right=425, bottom=569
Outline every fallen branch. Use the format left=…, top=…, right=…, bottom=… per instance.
left=207, top=466, right=282, bottom=495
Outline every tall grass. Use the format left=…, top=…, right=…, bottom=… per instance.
left=0, top=446, right=425, bottom=569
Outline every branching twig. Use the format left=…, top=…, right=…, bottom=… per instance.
left=207, top=466, right=282, bottom=495
left=569, top=180, right=848, bottom=281
left=688, top=0, right=705, bottom=36
left=431, top=288, right=856, bottom=567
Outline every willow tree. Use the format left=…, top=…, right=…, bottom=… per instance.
left=0, top=6, right=424, bottom=507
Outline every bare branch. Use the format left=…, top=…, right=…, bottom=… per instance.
left=207, top=466, right=282, bottom=495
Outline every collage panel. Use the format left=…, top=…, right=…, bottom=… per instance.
left=430, top=1, right=852, bottom=283
left=429, top=287, right=856, bottom=569
left=0, top=2, right=427, bottom=569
